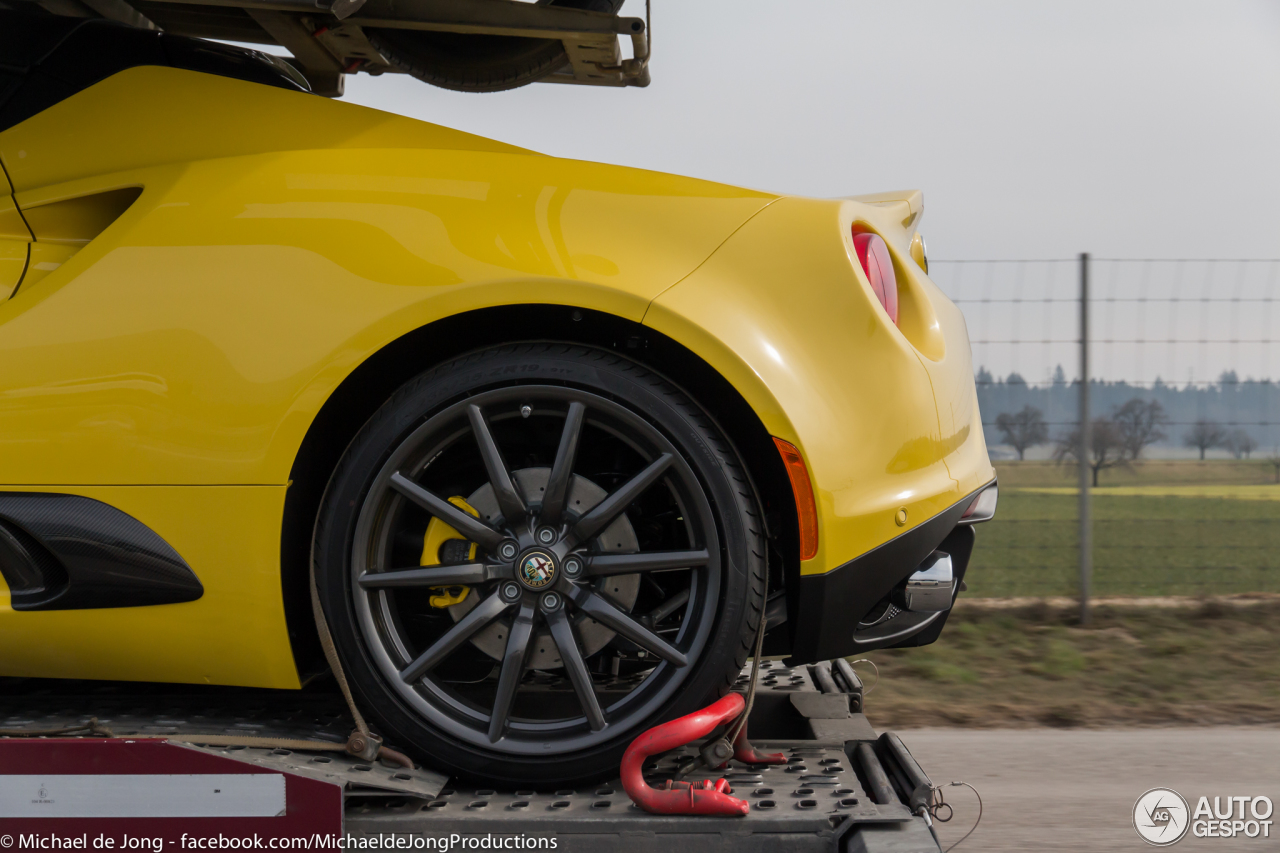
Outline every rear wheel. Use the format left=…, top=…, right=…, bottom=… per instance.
left=313, top=344, right=765, bottom=786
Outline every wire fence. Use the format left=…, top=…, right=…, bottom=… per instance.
left=933, top=257, right=1280, bottom=606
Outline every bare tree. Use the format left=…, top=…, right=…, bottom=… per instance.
left=1112, top=398, right=1168, bottom=460
left=1054, top=417, right=1129, bottom=487
left=995, top=405, right=1050, bottom=460
left=1225, top=429, right=1258, bottom=460
left=1184, top=420, right=1227, bottom=460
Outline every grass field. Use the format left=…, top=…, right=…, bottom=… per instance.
left=859, top=599, right=1280, bottom=728
left=965, top=460, right=1280, bottom=597
left=858, top=461, right=1279, bottom=729
left=1017, top=485, right=1280, bottom=500
left=993, top=458, right=1280, bottom=488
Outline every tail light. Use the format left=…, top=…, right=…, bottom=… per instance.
left=853, top=230, right=899, bottom=325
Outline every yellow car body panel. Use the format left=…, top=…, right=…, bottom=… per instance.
left=0, top=66, right=531, bottom=194
left=647, top=197, right=993, bottom=577
left=0, top=185, right=32, bottom=300
left=0, top=485, right=299, bottom=687
left=0, top=67, right=773, bottom=487
left=0, top=65, right=991, bottom=687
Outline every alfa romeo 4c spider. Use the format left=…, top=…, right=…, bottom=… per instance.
left=0, top=12, right=996, bottom=785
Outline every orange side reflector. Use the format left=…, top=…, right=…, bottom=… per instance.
left=773, top=437, right=818, bottom=561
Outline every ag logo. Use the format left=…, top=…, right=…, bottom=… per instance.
left=519, top=551, right=556, bottom=588
left=1134, top=788, right=1190, bottom=846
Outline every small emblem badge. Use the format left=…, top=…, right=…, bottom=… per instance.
left=520, top=552, right=556, bottom=588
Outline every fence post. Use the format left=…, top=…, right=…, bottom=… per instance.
left=1078, top=252, right=1092, bottom=624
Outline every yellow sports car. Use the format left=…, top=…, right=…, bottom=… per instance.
left=0, top=13, right=995, bottom=785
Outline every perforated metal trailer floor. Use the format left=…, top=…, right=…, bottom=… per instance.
left=0, top=660, right=943, bottom=852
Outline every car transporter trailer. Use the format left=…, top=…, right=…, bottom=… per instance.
left=0, top=658, right=960, bottom=852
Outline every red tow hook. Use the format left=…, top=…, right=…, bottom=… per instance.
left=622, top=693, right=748, bottom=815
left=622, top=692, right=782, bottom=816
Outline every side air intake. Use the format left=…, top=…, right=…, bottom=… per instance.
left=0, top=516, right=69, bottom=609
left=0, top=493, right=202, bottom=610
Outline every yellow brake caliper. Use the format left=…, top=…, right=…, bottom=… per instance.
left=421, top=496, right=479, bottom=608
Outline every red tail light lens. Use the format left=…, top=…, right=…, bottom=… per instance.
left=853, top=231, right=899, bottom=325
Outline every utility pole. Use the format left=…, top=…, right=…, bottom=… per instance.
left=1078, top=252, right=1092, bottom=625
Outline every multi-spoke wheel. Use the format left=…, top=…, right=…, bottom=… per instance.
left=314, top=345, right=765, bottom=786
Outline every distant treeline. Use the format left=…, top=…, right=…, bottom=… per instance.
left=976, top=367, right=1280, bottom=450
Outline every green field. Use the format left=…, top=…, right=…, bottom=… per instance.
left=966, top=460, right=1280, bottom=597
left=859, top=461, right=1280, bottom=728
left=993, top=458, right=1280, bottom=488
left=1018, top=485, right=1280, bottom=500
left=859, top=599, right=1280, bottom=728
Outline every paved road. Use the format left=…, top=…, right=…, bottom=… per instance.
left=900, top=728, right=1280, bottom=852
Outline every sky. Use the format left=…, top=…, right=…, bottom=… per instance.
left=338, top=0, right=1280, bottom=263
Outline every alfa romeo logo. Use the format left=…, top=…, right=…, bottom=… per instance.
left=1134, top=787, right=1190, bottom=846
left=519, top=551, right=556, bottom=588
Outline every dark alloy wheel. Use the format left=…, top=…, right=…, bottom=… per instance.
left=314, top=344, right=765, bottom=786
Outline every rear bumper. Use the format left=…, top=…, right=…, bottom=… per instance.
left=787, top=481, right=988, bottom=664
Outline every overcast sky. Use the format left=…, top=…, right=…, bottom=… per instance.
left=341, top=1, right=1280, bottom=262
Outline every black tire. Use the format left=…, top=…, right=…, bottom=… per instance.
left=313, top=344, right=765, bottom=787
left=364, top=0, right=621, bottom=94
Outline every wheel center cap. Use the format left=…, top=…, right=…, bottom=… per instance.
left=517, top=549, right=557, bottom=589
